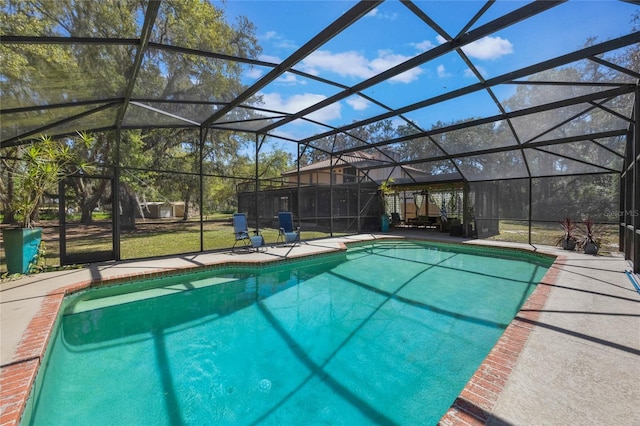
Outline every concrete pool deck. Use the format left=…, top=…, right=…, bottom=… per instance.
left=1, top=233, right=639, bottom=425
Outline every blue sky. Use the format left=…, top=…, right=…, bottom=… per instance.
left=217, top=0, right=638, bottom=146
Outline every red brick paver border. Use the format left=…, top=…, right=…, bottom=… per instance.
left=1, top=293, right=64, bottom=426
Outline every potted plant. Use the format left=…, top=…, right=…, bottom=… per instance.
left=578, top=217, right=600, bottom=255
left=378, top=178, right=394, bottom=232
left=555, top=216, right=577, bottom=251
left=3, top=133, right=92, bottom=274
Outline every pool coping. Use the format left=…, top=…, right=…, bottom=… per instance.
left=2, top=238, right=560, bottom=425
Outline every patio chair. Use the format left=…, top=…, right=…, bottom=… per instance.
left=390, top=212, right=403, bottom=226
left=277, top=212, right=301, bottom=245
left=232, top=213, right=265, bottom=252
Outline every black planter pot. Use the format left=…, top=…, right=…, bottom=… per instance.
left=561, top=239, right=577, bottom=251
left=584, top=242, right=599, bottom=255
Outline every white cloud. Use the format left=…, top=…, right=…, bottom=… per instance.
left=245, top=67, right=264, bottom=80
left=412, top=40, right=435, bottom=51
left=276, top=73, right=307, bottom=85
left=259, top=92, right=341, bottom=123
left=391, top=68, right=422, bottom=83
left=300, top=49, right=422, bottom=83
left=366, top=8, right=397, bottom=20
left=259, top=54, right=281, bottom=64
left=300, top=50, right=373, bottom=78
left=366, top=8, right=379, bottom=18
left=371, top=51, right=423, bottom=83
left=260, top=31, right=297, bottom=51
left=275, top=39, right=298, bottom=50
left=306, top=103, right=342, bottom=123
left=464, top=66, right=488, bottom=78
left=462, top=36, right=513, bottom=60
left=437, top=64, right=451, bottom=78
left=436, top=34, right=513, bottom=60
left=263, top=31, right=277, bottom=41
left=346, top=96, right=369, bottom=111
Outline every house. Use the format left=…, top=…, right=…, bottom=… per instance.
left=280, top=150, right=457, bottom=222
left=281, top=151, right=407, bottom=185
left=239, top=149, right=467, bottom=233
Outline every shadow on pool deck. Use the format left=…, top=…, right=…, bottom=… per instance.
left=1, top=233, right=639, bottom=425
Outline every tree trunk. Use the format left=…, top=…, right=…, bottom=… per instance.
left=119, top=183, right=137, bottom=230
left=1, top=158, right=16, bottom=224
left=183, top=192, right=190, bottom=221
left=80, top=204, right=93, bottom=223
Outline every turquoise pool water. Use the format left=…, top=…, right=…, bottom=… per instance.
left=25, top=240, right=553, bottom=425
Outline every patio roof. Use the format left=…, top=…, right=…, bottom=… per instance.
left=1, top=0, right=639, bottom=183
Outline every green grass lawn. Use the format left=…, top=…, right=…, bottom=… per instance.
left=119, top=222, right=332, bottom=259
left=1, top=218, right=620, bottom=277
left=1, top=220, right=337, bottom=275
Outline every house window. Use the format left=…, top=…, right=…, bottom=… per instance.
left=343, top=167, right=356, bottom=183
left=279, top=196, right=289, bottom=212
left=331, top=168, right=338, bottom=185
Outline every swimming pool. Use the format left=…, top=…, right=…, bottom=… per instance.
left=24, top=240, right=553, bottom=425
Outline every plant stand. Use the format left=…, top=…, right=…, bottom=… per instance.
left=3, top=228, right=42, bottom=274
left=380, top=215, right=389, bottom=232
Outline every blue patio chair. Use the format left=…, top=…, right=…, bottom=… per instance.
left=277, top=212, right=300, bottom=245
left=232, top=213, right=265, bottom=252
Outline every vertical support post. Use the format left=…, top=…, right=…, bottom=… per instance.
left=528, top=177, right=533, bottom=246
left=357, top=173, right=361, bottom=232
left=330, top=155, right=334, bottom=236
left=297, top=143, right=301, bottom=229
left=255, top=134, right=260, bottom=232
left=403, top=190, right=407, bottom=224
left=623, top=85, right=640, bottom=272
left=114, top=126, right=121, bottom=260
left=463, top=182, right=470, bottom=237
left=619, top=134, right=626, bottom=253
left=199, top=127, right=205, bottom=252
left=58, top=179, right=67, bottom=265
left=633, top=85, right=639, bottom=273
